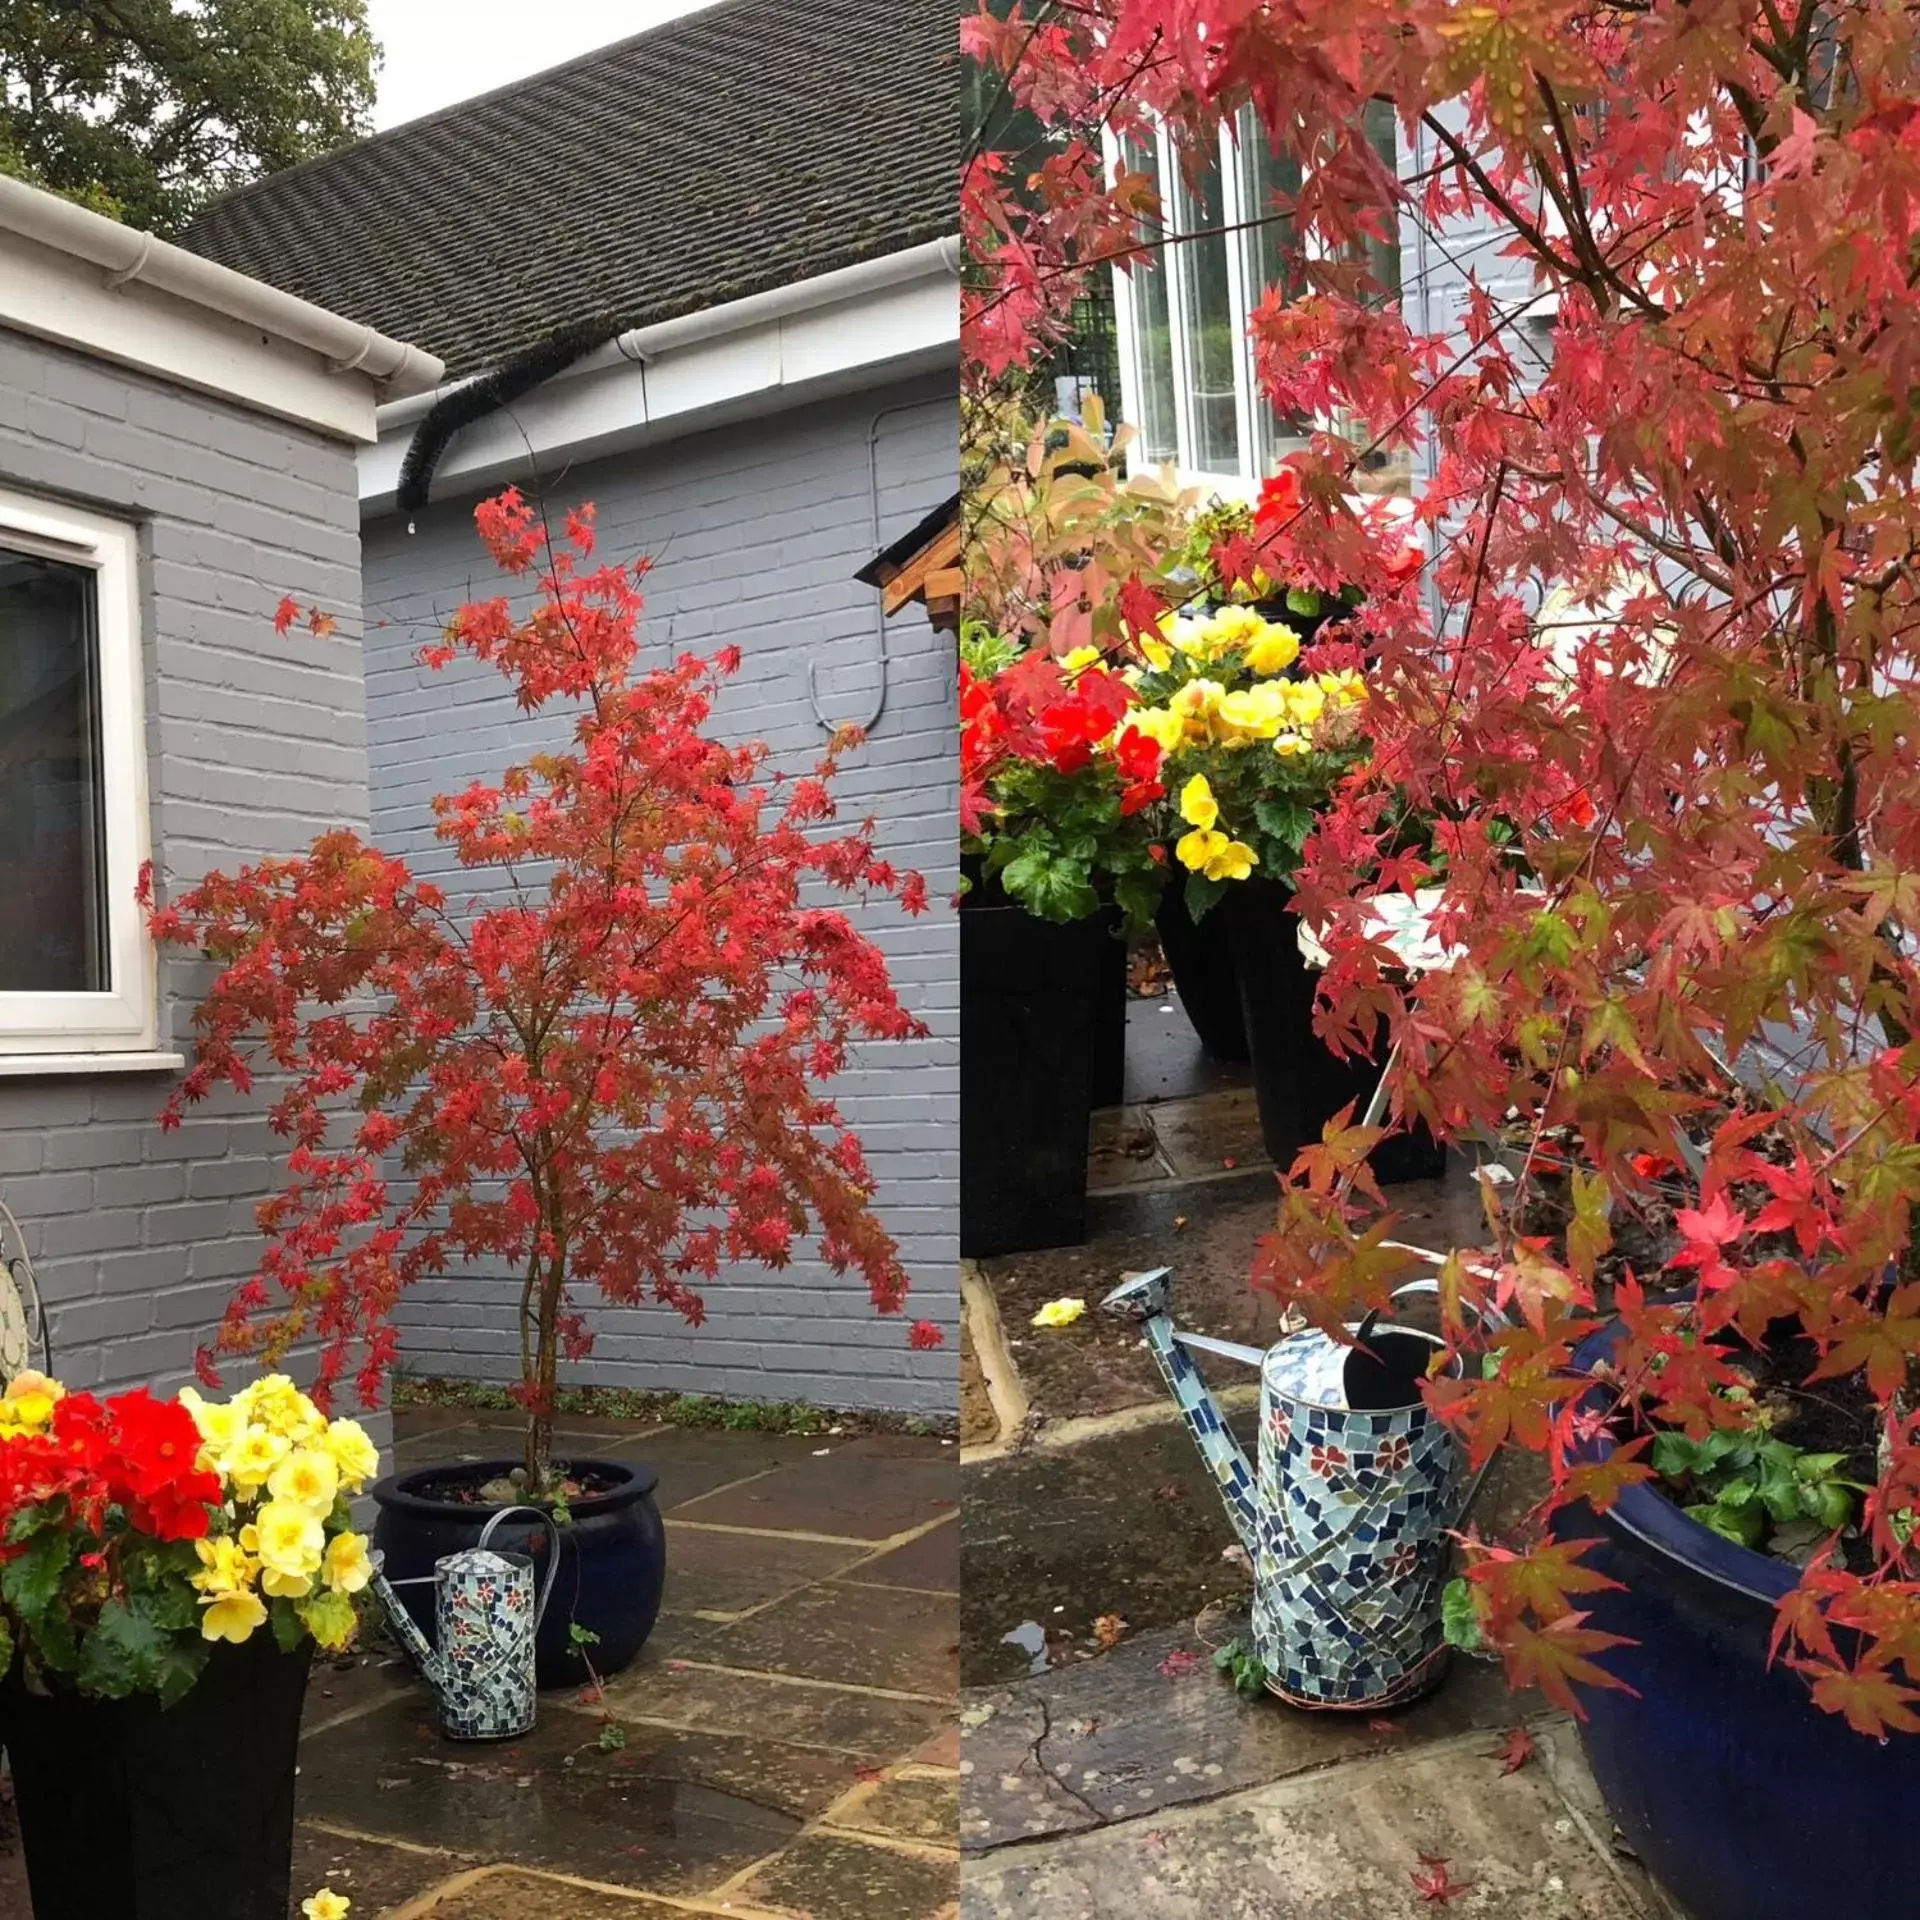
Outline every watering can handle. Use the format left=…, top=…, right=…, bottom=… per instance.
left=477, top=1505, right=565, bottom=1631
left=1390, top=1277, right=1512, bottom=1337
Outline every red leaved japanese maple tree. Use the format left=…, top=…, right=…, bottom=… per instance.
left=967, top=2, right=1920, bottom=1734
left=148, top=490, right=933, bottom=1489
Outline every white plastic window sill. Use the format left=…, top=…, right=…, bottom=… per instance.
left=0, top=1050, right=186, bottom=1078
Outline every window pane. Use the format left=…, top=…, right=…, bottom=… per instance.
left=1173, top=144, right=1240, bottom=475
left=1363, top=101, right=1403, bottom=306
left=1121, top=136, right=1179, bottom=464
left=1240, top=108, right=1306, bottom=473
left=0, top=548, right=107, bottom=993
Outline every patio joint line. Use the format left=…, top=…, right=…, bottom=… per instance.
left=297, top=1817, right=478, bottom=1864
left=660, top=1465, right=785, bottom=1515
left=389, top=1859, right=794, bottom=1918
left=662, top=1657, right=954, bottom=1707
left=546, top=1697, right=941, bottom=1762
left=670, top=1508, right=955, bottom=1552
left=964, top=1380, right=1265, bottom=1465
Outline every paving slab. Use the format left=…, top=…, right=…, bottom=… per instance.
left=295, top=1693, right=812, bottom=1897
left=1090, top=1105, right=1176, bottom=1191
left=1122, top=996, right=1247, bottom=1106
left=660, top=1521, right=869, bottom=1617
left=671, top=1447, right=957, bottom=1540
left=290, top=1825, right=464, bottom=1914
left=829, top=1772, right=961, bottom=1845
left=961, top=1411, right=1258, bottom=1687
left=598, top=1647, right=950, bottom=1760
left=694, top=1579, right=959, bottom=1698
left=960, top=1724, right=1660, bottom=1920
left=961, top=1619, right=1531, bottom=1851
left=737, top=1832, right=959, bottom=1920
left=840, top=1515, right=958, bottom=1592
left=1144, top=1086, right=1268, bottom=1181
left=399, top=1867, right=734, bottom=1916
left=594, top=1427, right=834, bottom=1510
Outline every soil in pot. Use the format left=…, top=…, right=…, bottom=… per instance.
left=0, top=1633, right=311, bottom=1920
left=371, top=1456, right=665, bottom=1689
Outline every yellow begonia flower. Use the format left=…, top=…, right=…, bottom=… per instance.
left=1124, top=706, right=1184, bottom=753
left=1217, top=683, right=1290, bottom=740
left=323, top=1418, right=380, bottom=1491
left=1178, top=775, right=1219, bottom=830
left=0, top=1371, right=65, bottom=1433
left=255, top=1500, right=326, bottom=1582
left=192, top=1535, right=255, bottom=1597
left=1060, top=645, right=1103, bottom=674
left=1164, top=615, right=1209, bottom=656
left=1137, top=634, right=1172, bottom=671
left=1244, top=625, right=1302, bottom=676
left=179, top=1388, right=244, bottom=1471
left=261, top=1566, right=313, bottom=1600
left=222, top=1426, right=290, bottom=1493
left=1030, top=1298, right=1086, bottom=1329
left=303, top=1889, right=352, bottom=1920
left=1170, top=680, right=1226, bottom=741
left=1203, top=605, right=1264, bottom=653
left=200, top=1589, right=267, bottom=1645
left=1177, top=829, right=1258, bottom=882
left=1285, top=680, right=1328, bottom=728
left=1274, top=733, right=1310, bottom=758
left=1318, top=668, right=1368, bottom=708
left=324, top=1531, right=373, bottom=1595
left=268, top=1447, right=340, bottom=1515
left=235, top=1375, right=325, bottom=1443
left=297, top=1588, right=359, bottom=1653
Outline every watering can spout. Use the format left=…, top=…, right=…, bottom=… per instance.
left=1101, top=1266, right=1259, bottom=1552
left=368, top=1557, right=445, bottom=1690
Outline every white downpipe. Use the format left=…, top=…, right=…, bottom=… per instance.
left=373, top=236, right=963, bottom=431
left=0, top=174, right=444, bottom=399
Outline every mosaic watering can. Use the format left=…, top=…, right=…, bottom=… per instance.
left=1103, top=1267, right=1494, bottom=1710
left=371, top=1506, right=561, bottom=1741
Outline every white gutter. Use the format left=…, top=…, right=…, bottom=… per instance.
left=0, top=174, right=443, bottom=441
left=375, top=236, right=961, bottom=432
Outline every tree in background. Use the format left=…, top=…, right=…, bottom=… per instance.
left=0, top=0, right=376, bottom=232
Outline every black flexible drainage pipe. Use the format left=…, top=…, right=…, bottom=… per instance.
left=395, top=314, right=623, bottom=517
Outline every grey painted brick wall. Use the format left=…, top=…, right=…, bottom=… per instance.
left=359, top=370, right=959, bottom=1415
left=0, top=326, right=374, bottom=1409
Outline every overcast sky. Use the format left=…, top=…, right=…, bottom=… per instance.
left=364, top=0, right=725, bottom=131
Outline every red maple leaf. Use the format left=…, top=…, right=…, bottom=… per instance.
left=1496, top=1723, right=1535, bottom=1774
left=1411, top=1853, right=1474, bottom=1904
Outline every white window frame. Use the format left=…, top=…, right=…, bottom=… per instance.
left=0, top=486, right=158, bottom=1061
left=1108, top=117, right=1399, bottom=501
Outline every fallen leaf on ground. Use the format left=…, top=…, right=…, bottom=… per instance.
left=853, top=1764, right=884, bottom=1783
left=1157, top=1649, right=1201, bottom=1679
left=1411, top=1853, right=1474, bottom=1905
left=1173, top=1215, right=1189, bottom=1230
left=1093, top=1613, right=1129, bottom=1650
left=1367, top=1717, right=1398, bottom=1733
left=1222, top=1156, right=1237, bottom=1169
left=1220, top=1543, right=1252, bottom=1572
left=1031, top=1297, right=1087, bottom=1329
left=1497, top=1723, right=1535, bottom=1774
left=1153, top=1481, right=1187, bottom=1501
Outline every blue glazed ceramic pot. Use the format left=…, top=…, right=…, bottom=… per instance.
left=1552, top=1318, right=1920, bottom=1920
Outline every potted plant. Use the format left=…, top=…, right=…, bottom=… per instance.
left=1128, top=476, right=1443, bottom=1180
left=145, top=490, right=937, bottom=1688
left=0, top=1366, right=379, bottom=1918
left=958, top=400, right=1189, bottom=1253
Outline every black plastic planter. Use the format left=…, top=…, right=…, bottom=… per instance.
left=372, top=1457, right=665, bottom=1689
left=1155, top=882, right=1249, bottom=1061
left=0, top=1633, right=311, bottom=1920
left=1223, top=877, right=1445, bottom=1184
left=1091, top=904, right=1129, bottom=1110
left=960, top=887, right=1108, bottom=1257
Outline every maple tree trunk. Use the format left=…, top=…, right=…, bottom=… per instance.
left=523, top=1249, right=565, bottom=1493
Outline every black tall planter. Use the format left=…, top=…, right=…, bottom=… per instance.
left=1154, top=883, right=1249, bottom=1061
left=0, top=1633, right=312, bottom=1920
left=1223, top=878, right=1445, bottom=1185
left=961, top=889, right=1107, bottom=1257
left=1091, top=905, right=1129, bottom=1110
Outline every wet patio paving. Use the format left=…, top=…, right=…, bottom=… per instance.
left=958, top=1005, right=1683, bottom=1918
left=0, top=1410, right=960, bottom=1919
